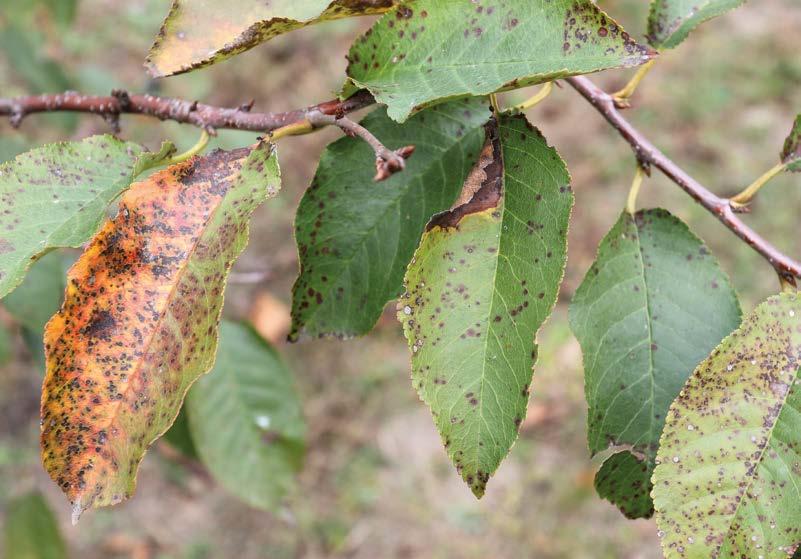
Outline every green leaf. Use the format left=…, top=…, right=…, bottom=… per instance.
left=782, top=114, right=801, bottom=172
left=146, top=0, right=394, bottom=77
left=653, top=292, right=801, bottom=558
left=290, top=99, right=490, bottom=340
left=3, top=250, right=68, bottom=334
left=40, top=144, right=280, bottom=519
left=187, top=321, right=305, bottom=511
left=4, top=491, right=67, bottom=559
left=569, top=209, right=741, bottom=519
left=398, top=114, right=572, bottom=497
left=647, top=0, right=746, bottom=49
left=0, top=136, right=174, bottom=299
left=345, top=0, right=654, bottom=122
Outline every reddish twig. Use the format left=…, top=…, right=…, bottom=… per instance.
left=0, top=89, right=375, bottom=134
left=566, top=75, right=801, bottom=281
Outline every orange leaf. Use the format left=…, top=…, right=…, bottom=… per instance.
left=40, top=143, right=280, bottom=521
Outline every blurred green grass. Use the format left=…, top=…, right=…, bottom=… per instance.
left=1, top=1, right=800, bottom=557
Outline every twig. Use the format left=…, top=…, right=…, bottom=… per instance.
left=0, top=89, right=375, bottom=133
left=306, top=112, right=414, bottom=181
left=567, top=75, right=801, bottom=280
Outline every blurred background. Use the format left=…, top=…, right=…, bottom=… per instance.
left=0, top=1, right=800, bottom=557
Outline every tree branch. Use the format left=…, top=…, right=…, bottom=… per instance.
left=0, top=89, right=375, bottom=134
left=566, top=75, right=801, bottom=282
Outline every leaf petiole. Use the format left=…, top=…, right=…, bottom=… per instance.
left=612, top=59, right=656, bottom=108
left=730, top=161, right=787, bottom=206
left=626, top=165, right=646, bottom=215
left=164, top=129, right=210, bottom=165
left=269, top=120, right=314, bottom=141
left=511, top=82, right=553, bottom=112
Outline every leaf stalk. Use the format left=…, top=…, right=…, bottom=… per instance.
left=164, top=130, right=210, bottom=165
left=512, top=82, right=554, bottom=112
left=730, top=162, right=787, bottom=206
left=612, top=59, right=656, bottom=108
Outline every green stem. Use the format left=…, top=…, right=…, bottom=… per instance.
left=613, top=60, right=656, bottom=106
left=730, top=162, right=787, bottom=206
left=164, top=130, right=210, bottom=165
left=513, top=82, right=553, bottom=112
left=626, top=165, right=646, bottom=215
left=269, top=119, right=314, bottom=141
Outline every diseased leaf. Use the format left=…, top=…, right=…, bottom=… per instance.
left=398, top=114, right=572, bottom=497
left=569, top=209, right=741, bottom=519
left=146, top=0, right=394, bottom=77
left=782, top=114, right=801, bottom=172
left=0, top=136, right=175, bottom=299
left=346, top=0, right=654, bottom=122
left=647, top=0, right=746, bottom=49
left=187, top=321, right=305, bottom=510
left=653, top=292, right=801, bottom=558
left=4, top=491, right=67, bottom=559
left=40, top=142, right=280, bottom=520
left=290, top=98, right=489, bottom=340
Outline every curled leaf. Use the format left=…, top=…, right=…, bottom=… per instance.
left=40, top=142, right=280, bottom=520
left=146, top=0, right=394, bottom=77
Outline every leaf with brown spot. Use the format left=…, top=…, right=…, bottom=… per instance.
left=40, top=142, right=280, bottom=521
left=146, top=0, right=395, bottom=77
left=0, top=136, right=175, bottom=299
left=398, top=114, right=572, bottom=497
left=569, top=209, right=741, bottom=519
left=653, top=292, right=801, bottom=558
left=346, top=0, right=655, bottom=122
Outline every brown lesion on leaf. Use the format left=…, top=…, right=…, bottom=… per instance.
left=427, top=117, right=503, bottom=230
